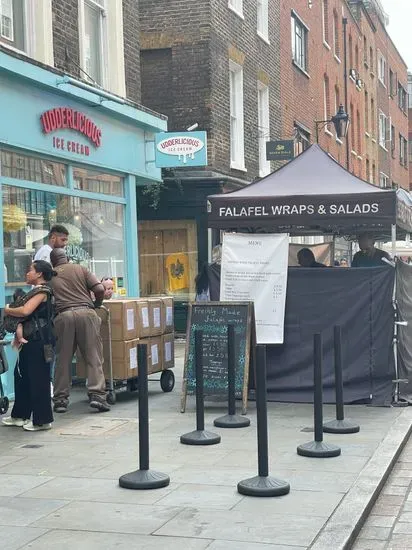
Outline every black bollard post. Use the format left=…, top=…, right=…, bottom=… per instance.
left=324, top=326, right=360, bottom=434
left=180, top=330, right=221, bottom=445
left=297, top=333, right=341, bottom=458
left=119, top=344, right=170, bottom=489
left=238, top=345, right=290, bottom=497
left=214, top=324, right=250, bottom=428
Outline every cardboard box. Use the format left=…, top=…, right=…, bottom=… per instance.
left=147, top=298, right=162, bottom=336
left=135, top=299, right=151, bottom=338
left=162, top=333, right=175, bottom=370
left=111, top=339, right=139, bottom=380
left=140, top=337, right=162, bottom=374
left=161, top=297, right=174, bottom=333
left=104, top=300, right=137, bottom=341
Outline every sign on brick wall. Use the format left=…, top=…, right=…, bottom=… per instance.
left=266, top=140, right=294, bottom=161
left=155, top=131, right=207, bottom=168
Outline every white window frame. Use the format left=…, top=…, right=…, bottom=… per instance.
left=257, top=82, right=270, bottom=177
left=0, top=0, right=14, bottom=41
left=378, top=51, right=387, bottom=87
left=323, top=75, right=332, bottom=136
left=229, top=60, right=246, bottom=172
left=379, top=172, right=389, bottom=189
left=257, top=0, right=269, bottom=43
left=322, top=0, right=329, bottom=47
left=228, top=0, right=243, bottom=19
left=332, top=10, right=340, bottom=61
left=378, top=110, right=388, bottom=150
left=0, top=0, right=33, bottom=56
left=291, top=12, right=309, bottom=74
left=78, top=0, right=108, bottom=87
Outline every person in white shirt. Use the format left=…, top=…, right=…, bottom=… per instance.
left=34, top=225, right=69, bottom=264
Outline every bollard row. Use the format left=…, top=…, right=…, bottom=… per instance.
left=119, top=325, right=360, bottom=497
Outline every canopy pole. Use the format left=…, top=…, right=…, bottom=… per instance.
left=391, top=224, right=396, bottom=258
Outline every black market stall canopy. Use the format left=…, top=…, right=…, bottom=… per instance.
left=207, top=144, right=412, bottom=237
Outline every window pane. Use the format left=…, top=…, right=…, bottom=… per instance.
left=84, top=2, right=102, bottom=84
left=0, top=0, right=24, bottom=50
left=73, top=167, right=124, bottom=197
left=138, top=220, right=198, bottom=300
left=0, top=149, right=67, bottom=186
left=3, top=185, right=125, bottom=295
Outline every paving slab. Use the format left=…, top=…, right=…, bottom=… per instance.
left=18, top=530, right=212, bottom=550
left=0, top=474, right=53, bottom=497
left=1, top=526, right=50, bottom=550
left=33, top=501, right=182, bottom=535
left=0, top=497, right=67, bottom=526
left=155, top=508, right=327, bottom=547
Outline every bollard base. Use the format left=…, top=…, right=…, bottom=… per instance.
left=323, top=418, right=360, bottom=434
left=214, top=414, right=251, bottom=428
left=297, top=440, right=341, bottom=458
left=237, top=475, right=290, bottom=497
left=180, top=429, right=221, bottom=445
left=119, top=469, right=170, bottom=490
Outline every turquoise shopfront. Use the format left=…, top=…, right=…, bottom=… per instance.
left=0, top=49, right=167, bottom=399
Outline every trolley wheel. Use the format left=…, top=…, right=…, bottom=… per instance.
left=107, top=391, right=116, bottom=405
left=160, top=369, right=175, bottom=393
left=0, top=396, right=9, bottom=415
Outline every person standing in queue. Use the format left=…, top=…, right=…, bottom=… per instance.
left=352, top=233, right=391, bottom=267
left=101, top=277, right=114, bottom=300
left=50, top=248, right=110, bottom=413
left=34, top=224, right=69, bottom=264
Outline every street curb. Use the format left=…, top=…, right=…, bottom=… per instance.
left=309, top=407, right=412, bottom=550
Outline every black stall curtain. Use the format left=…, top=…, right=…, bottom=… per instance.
left=208, top=264, right=395, bottom=406
left=396, top=261, right=412, bottom=398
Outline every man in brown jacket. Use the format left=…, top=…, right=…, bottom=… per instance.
left=50, top=248, right=110, bottom=413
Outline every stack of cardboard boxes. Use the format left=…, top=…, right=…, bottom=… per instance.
left=76, top=297, right=174, bottom=380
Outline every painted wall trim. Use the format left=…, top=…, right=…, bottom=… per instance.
left=124, top=174, right=139, bottom=297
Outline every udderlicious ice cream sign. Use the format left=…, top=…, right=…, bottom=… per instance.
left=207, top=192, right=397, bottom=229
left=40, top=107, right=102, bottom=157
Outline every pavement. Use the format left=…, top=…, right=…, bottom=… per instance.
left=352, top=435, right=412, bottom=550
left=0, top=341, right=411, bottom=550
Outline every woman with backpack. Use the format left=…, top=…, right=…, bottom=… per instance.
left=1, top=260, right=56, bottom=431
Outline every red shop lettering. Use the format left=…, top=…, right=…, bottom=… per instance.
left=40, top=107, right=102, bottom=147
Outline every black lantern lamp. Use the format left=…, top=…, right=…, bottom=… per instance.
left=315, top=104, right=350, bottom=142
left=331, top=104, right=350, bottom=139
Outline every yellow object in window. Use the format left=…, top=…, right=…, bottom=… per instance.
left=165, top=253, right=189, bottom=292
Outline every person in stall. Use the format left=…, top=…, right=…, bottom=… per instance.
left=297, top=248, right=326, bottom=268
left=351, top=233, right=391, bottom=268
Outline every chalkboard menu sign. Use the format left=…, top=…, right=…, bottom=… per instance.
left=181, top=302, right=254, bottom=414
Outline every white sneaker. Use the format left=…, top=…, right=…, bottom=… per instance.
left=23, top=421, right=52, bottom=432
left=2, top=416, right=29, bottom=427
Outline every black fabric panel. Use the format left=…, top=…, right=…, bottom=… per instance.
left=396, top=261, right=412, bottom=397
left=207, top=265, right=394, bottom=405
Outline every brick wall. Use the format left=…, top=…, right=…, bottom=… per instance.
left=51, top=0, right=80, bottom=76
left=123, top=0, right=141, bottom=103
left=280, top=0, right=367, bottom=176
left=139, top=0, right=282, bottom=183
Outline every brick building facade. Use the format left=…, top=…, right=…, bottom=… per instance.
left=280, top=0, right=408, bottom=190
left=139, top=0, right=282, bottom=183
left=51, top=0, right=141, bottom=103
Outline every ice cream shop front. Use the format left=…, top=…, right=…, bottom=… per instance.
left=0, top=49, right=167, bottom=399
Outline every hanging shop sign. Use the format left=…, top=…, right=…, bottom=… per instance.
left=266, top=140, right=294, bottom=161
left=155, top=131, right=207, bottom=168
left=40, top=108, right=102, bottom=157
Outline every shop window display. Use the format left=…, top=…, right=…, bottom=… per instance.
left=3, top=185, right=125, bottom=299
left=138, top=220, right=197, bottom=300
